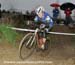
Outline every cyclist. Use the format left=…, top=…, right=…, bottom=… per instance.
left=34, top=6, right=54, bottom=50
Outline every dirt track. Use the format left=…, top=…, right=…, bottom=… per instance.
left=0, top=25, right=75, bottom=65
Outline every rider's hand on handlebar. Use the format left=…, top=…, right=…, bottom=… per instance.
left=45, top=28, right=49, bottom=32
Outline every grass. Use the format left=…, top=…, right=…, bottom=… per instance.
left=0, top=24, right=18, bottom=44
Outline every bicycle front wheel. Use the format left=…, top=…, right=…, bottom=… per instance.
left=19, top=33, right=36, bottom=60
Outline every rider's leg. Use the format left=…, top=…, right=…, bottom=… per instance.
left=38, top=32, right=46, bottom=49
left=38, top=37, right=46, bottom=49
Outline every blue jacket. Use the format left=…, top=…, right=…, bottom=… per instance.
left=53, top=8, right=59, bottom=18
left=34, top=12, right=53, bottom=28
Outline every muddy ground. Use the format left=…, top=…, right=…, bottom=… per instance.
left=0, top=25, right=75, bottom=65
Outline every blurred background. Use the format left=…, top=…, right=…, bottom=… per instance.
left=0, top=0, right=75, bottom=18
left=0, top=1, right=75, bottom=65
left=0, top=0, right=75, bottom=28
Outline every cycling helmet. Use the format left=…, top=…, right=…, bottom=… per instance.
left=35, top=6, right=45, bottom=15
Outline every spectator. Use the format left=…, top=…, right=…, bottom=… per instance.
left=52, top=7, right=59, bottom=24
left=64, top=8, right=73, bottom=25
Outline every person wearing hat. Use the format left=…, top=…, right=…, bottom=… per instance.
left=34, top=6, right=54, bottom=50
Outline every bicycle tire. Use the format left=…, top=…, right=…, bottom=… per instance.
left=19, top=33, right=36, bottom=60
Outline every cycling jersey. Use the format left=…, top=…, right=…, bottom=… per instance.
left=34, top=12, right=54, bottom=28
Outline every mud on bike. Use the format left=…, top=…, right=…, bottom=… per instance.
left=19, top=22, right=50, bottom=60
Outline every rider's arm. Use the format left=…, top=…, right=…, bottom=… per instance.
left=34, top=16, right=39, bottom=22
left=45, top=16, right=54, bottom=32
left=34, top=16, right=44, bottom=25
left=46, top=16, right=54, bottom=28
left=33, top=16, right=40, bottom=28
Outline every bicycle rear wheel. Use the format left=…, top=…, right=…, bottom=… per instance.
left=19, top=33, right=36, bottom=60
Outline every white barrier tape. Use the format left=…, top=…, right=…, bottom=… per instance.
left=9, top=27, right=35, bottom=32
left=9, top=27, right=75, bottom=36
left=48, top=32, right=75, bottom=35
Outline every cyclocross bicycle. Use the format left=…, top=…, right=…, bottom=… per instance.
left=19, top=22, right=50, bottom=60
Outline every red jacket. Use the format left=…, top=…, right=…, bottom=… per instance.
left=64, top=9, right=71, bottom=17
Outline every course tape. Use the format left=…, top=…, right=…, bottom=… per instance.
left=9, top=27, right=75, bottom=36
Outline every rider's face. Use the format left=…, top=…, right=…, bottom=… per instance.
left=38, top=11, right=43, bottom=18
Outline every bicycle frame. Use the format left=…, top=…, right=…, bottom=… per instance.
left=28, top=28, right=39, bottom=47
left=30, top=28, right=46, bottom=49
